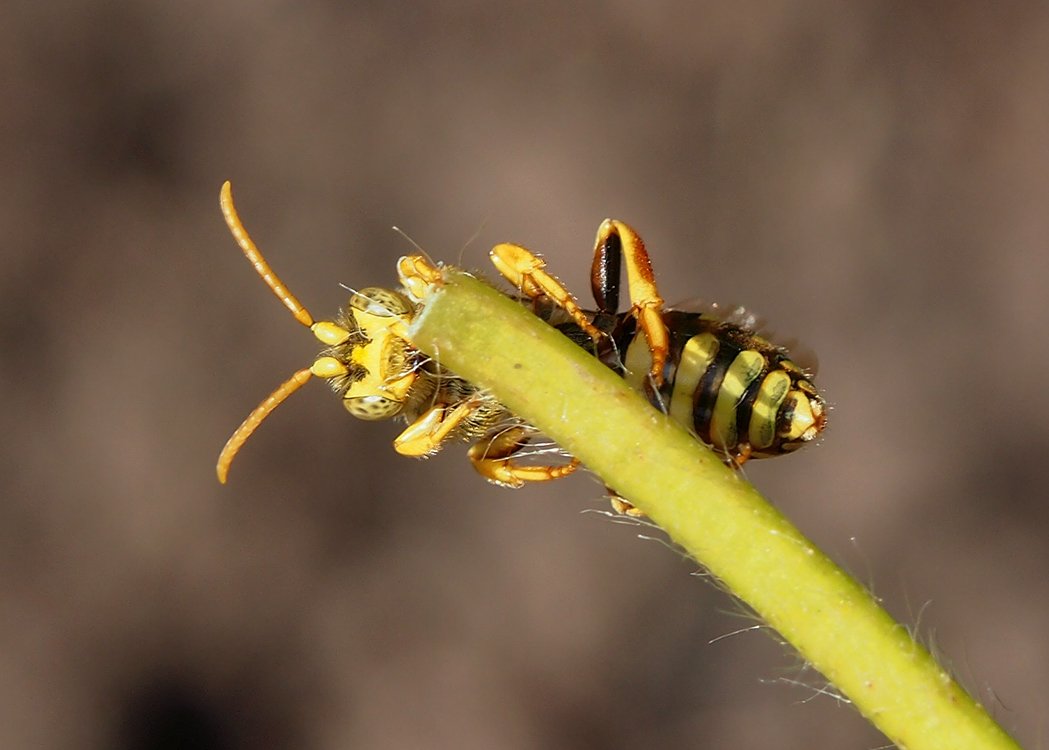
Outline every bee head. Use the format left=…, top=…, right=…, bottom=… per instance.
left=216, top=180, right=423, bottom=483
left=312, top=287, right=420, bottom=421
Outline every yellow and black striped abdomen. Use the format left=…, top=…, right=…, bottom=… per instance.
left=614, top=310, right=825, bottom=460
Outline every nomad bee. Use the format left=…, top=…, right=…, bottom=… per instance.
left=216, top=182, right=827, bottom=500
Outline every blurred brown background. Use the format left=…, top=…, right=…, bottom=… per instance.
left=3, top=1, right=1047, bottom=748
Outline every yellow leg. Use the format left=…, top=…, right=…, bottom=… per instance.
left=393, top=399, right=480, bottom=457
left=489, top=243, right=603, bottom=341
left=397, top=254, right=444, bottom=303
left=596, top=220, right=669, bottom=386
left=609, top=495, right=646, bottom=518
left=468, top=426, right=580, bottom=488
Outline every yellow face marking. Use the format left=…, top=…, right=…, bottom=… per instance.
left=669, top=333, right=718, bottom=429
left=350, top=338, right=379, bottom=370
left=342, top=307, right=417, bottom=409
left=710, top=350, right=764, bottom=450
left=748, top=369, right=791, bottom=450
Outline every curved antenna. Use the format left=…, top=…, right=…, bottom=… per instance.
left=217, top=181, right=328, bottom=484
left=216, top=368, right=313, bottom=483
left=220, top=181, right=315, bottom=328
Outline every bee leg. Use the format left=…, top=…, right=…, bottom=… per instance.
left=723, top=442, right=752, bottom=470
left=590, top=223, right=621, bottom=314
left=396, top=254, right=444, bottom=303
left=489, top=243, right=603, bottom=342
left=393, top=399, right=481, bottom=457
left=608, top=493, right=646, bottom=518
left=592, top=220, right=669, bottom=386
left=468, top=426, right=580, bottom=488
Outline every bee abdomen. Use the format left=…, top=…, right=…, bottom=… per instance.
left=617, top=313, right=824, bottom=459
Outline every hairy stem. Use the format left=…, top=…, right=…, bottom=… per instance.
left=408, top=270, right=1020, bottom=750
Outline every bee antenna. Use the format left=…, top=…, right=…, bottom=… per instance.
left=220, top=181, right=315, bottom=329
left=216, top=368, right=313, bottom=483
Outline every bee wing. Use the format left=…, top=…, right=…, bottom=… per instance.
left=668, top=298, right=763, bottom=329
left=667, top=298, right=819, bottom=375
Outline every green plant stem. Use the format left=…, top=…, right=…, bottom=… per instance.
left=408, top=270, right=1020, bottom=750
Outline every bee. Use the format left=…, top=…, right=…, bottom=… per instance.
left=215, top=182, right=827, bottom=504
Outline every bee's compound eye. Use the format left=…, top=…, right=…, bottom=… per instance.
left=343, top=395, right=402, bottom=420
left=350, top=288, right=412, bottom=317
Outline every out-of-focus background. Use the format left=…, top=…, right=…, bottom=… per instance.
left=3, top=2, right=1047, bottom=747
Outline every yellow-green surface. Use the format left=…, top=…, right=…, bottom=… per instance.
left=408, top=270, right=1020, bottom=750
